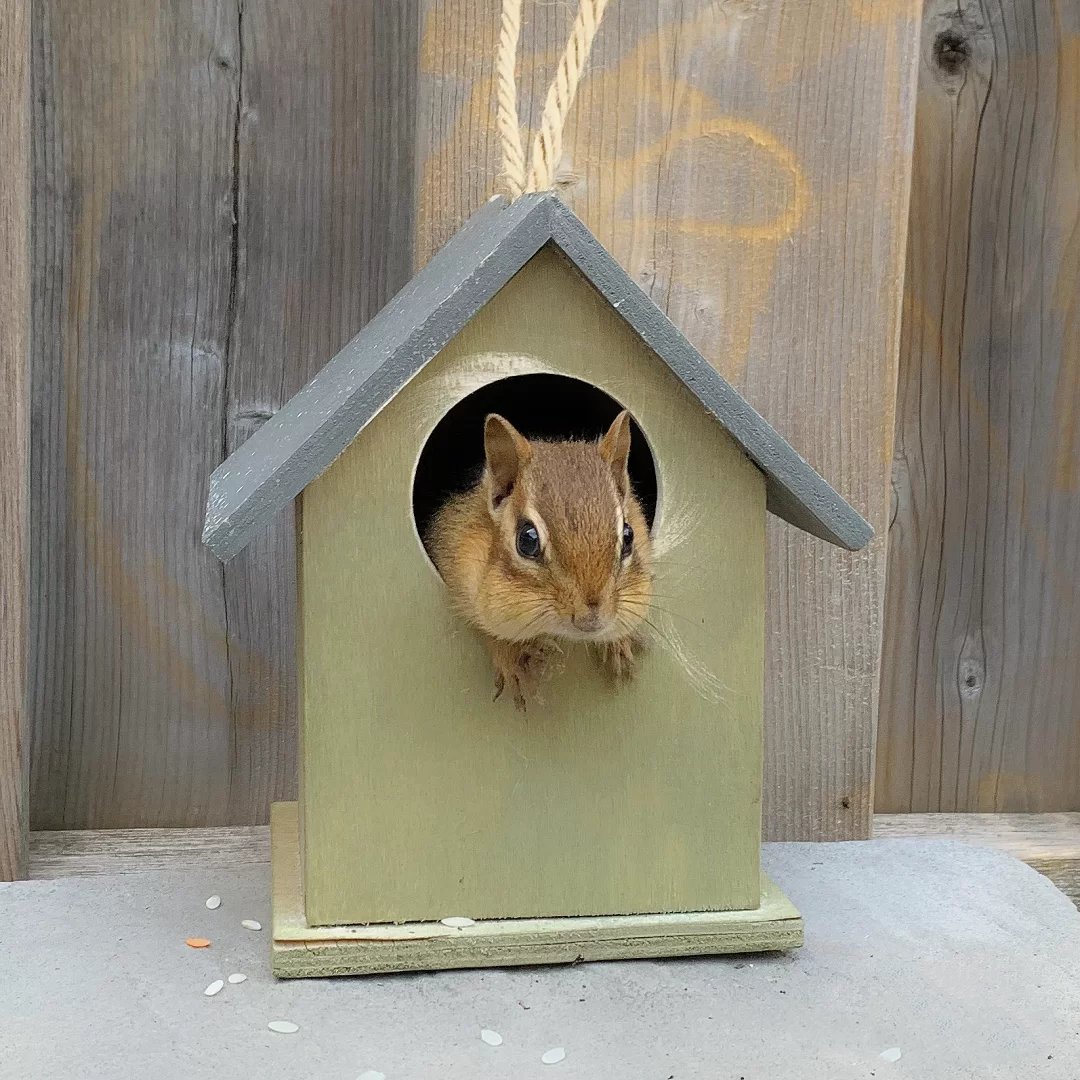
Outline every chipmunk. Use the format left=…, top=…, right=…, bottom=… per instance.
left=426, top=410, right=653, bottom=711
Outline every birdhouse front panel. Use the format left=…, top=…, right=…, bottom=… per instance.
left=297, top=244, right=766, bottom=928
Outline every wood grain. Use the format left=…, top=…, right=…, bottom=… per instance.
left=300, top=246, right=766, bottom=925
left=416, top=0, right=920, bottom=840
left=272, top=804, right=802, bottom=979
left=29, top=3, right=417, bottom=827
left=875, top=814, right=1080, bottom=908
left=877, top=0, right=1080, bottom=812
left=0, top=0, right=29, bottom=880
left=29, top=824, right=270, bottom=878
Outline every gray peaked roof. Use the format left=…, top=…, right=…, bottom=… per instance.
left=203, top=192, right=873, bottom=561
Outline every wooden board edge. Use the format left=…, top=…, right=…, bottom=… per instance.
left=0, top=0, right=29, bottom=882
left=29, top=826, right=271, bottom=878
left=270, top=801, right=802, bottom=978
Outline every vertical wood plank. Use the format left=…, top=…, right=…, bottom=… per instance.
left=30, top=2, right=417, bottom=827
left=416, top=0, right=920, bottom=839
left=30, top=2, right=241, bottom=828
left=877, top=0, right=1080, bottom=811
left=0, top=0, right=29, bottom=879
left=219, top=1, right=418, bottom=822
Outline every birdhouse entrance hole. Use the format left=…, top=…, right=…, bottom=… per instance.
left=411, top=373, right=659, bottom=567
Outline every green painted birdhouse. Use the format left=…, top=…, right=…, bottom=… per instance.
left=203, top=193, right=870, bottom=977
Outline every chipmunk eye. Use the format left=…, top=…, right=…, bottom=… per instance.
left=516, top=520, right=542, bottom=560
left=622, top=522, right=635, bottom=558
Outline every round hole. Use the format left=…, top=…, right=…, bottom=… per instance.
left=412, top=374, right=659, bottom=564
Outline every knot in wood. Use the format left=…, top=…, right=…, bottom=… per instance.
left=933, top=30, right=971, bottom=77
left=958, top=655, right=984, bottom=698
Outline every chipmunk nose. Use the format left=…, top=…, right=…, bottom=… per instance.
left=572, top=602, right=603, bottom=633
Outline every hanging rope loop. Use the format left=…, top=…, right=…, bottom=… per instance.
left=495, top=0, right=527, bottom=198
left=495, top=0, right=611, bottom=198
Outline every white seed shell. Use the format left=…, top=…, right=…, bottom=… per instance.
left=205, top=895, right=221, bottom=910
left=203, top=980, right=224, bottom=997
left=228, top=973, right=247, bottom=984
left=439, top=916, right=475, bottom=928
left=480, top=1029, right=503, bottom=1046
left=541, top=1048, right=566, bottom=1065
left=880, top=1048, right=902, bottom=1064
left=267, top=1020, right=299, bottom=1034
left=241, top=919, right=262, bottom=931
left=358, top=1072, right=386, bottom=1080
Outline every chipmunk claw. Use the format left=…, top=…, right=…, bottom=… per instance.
left=488, top=636, right=554, bottom=711
left=598, top=637, right=640, bottom=682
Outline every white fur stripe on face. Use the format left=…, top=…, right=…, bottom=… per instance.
left=523, top=504, right=548, bottom=546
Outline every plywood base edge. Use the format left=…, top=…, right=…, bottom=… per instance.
left=270, top=802, right=803, bottom=979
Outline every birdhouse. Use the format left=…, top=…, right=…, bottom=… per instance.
left=203, top=192, right=871, bottom=978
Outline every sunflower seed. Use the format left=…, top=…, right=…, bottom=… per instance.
left=205, top=895, right=221, bottom=910
left=203, top=980, right=224, bottom=997
left=241, top=919, right=262, bottom=931
left=480, top=1029, right=503, bottom=1046
left=228, top=973, right=247, bottom=984
left=541, top=1048, right=566, bottom=1065
left=439, top=916, right=475, bottom=928
left=267, top=1020, right=299, bottom=1034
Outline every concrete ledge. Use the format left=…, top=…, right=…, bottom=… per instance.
left=5, top=838, right=1080, bottom=1077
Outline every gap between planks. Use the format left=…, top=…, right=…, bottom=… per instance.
left=27, top=815, right=1080, bottom=911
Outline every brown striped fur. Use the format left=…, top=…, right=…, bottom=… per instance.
left=427, top=412, right=653, bottom=709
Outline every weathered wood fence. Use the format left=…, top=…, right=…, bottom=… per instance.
left=878, top=0, right=1080, bottom=812
left=6, top=0, right=924, bottom=871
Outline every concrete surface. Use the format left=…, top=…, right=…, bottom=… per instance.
left=2, top=840, right=1079, bottom=1079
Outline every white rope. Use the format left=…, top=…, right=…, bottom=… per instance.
left=525, top=0, right=610, bottom=192
left=495, top=0, right=527, bottom=198
left=496, top=0, right=611, bottom=197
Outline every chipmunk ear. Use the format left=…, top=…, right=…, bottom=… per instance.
left=599, top=410, right=632, bottom=500
left=484, top=414, right=531, bottom=508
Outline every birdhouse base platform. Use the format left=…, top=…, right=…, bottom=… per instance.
left=270, top=802, right=804, bottom=979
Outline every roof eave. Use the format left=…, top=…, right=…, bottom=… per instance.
left=203, top=194, right=555, bottom=560
left=544, top=197, right=873, bottom=552
left=202, top=191, right=873, bottom=560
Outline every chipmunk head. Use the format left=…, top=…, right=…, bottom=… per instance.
left=480, top=411, right=653, bottom=643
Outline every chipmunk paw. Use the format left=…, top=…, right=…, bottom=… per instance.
left=490, top=637, right=554, bottom=712
left=598, top=636, right=640, bottom=682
